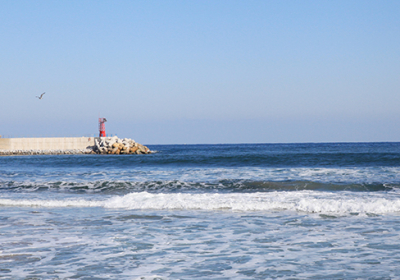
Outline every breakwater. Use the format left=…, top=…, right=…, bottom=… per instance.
left=0, top=149, right=92, bottom=156
left=92, top=136, right=151, bottom=154
left=0, top=137, right=94, bottom=151
left=0, top=136, right=151, bottom=156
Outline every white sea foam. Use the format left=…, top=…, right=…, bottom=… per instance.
left=2, top=191, right=400, bottom=214
left=3, top=167, right=400, bottom=192
left=3, top=203, right=400, bottom=279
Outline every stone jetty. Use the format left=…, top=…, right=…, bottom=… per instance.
left=92, top=136, right=151, bottom=155
left=0, top=136, right=151, bottom=156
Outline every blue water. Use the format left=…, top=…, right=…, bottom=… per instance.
left=1, top=142, right=400, bottom=279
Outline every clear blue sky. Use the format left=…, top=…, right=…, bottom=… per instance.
left=1, top=0, right=399, bottom=144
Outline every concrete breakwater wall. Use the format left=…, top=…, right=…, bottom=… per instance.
left=0, top=137, right=94, bottom=151
left=0, top=137, right=151, bottom=155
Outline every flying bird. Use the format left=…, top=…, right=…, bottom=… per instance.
left=36, top=92, right=45, bottom=99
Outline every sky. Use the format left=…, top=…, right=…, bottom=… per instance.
left=1, top=0, right=399, bottom=144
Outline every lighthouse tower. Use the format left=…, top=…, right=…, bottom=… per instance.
left=99, top=118, right=107, bottom=137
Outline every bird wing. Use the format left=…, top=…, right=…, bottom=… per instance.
left=36, top=92, right=45, bottom=99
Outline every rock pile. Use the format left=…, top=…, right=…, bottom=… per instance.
left=92, top=136, right=151, bottom=155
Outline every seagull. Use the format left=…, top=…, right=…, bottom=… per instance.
left=36, top=92, right=45, bottom=99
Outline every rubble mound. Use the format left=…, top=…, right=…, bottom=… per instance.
left=92, top=136, right=151, bottom=155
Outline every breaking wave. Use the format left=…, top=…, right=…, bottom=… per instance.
left=0, top=180, right=398, bottom=194
left=2, top=191, right=400, bottom=215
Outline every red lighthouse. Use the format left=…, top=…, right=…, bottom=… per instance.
left=99, top=118, right=107, bottom=137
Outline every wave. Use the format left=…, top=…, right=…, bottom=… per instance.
left=2, top=191, right=400, bottom=215
left=1, top=166, right=400, bottom=187
left=0, top=180, right=397, bottom=194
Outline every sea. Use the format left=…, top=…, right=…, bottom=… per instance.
left=1, top=142, right=400, bottom=279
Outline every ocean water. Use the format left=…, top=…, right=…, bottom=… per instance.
left=1, top=142, right=400, bottom=279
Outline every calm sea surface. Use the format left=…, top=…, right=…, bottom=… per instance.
left=1, top=143, right=400, bottom=279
